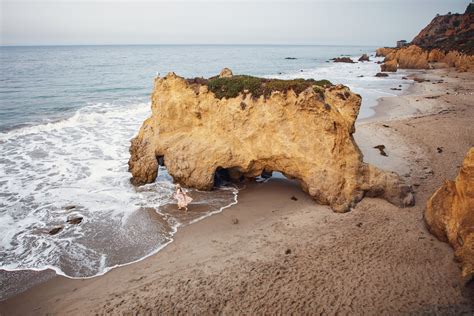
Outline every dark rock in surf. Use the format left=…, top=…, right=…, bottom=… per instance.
left=358, top=54, right=370, bottom=62
left=332, top=57, right=355, bottom=63
left=67, top=216, right=83, bottom=225
left=49, top=226, right=63, bottom=235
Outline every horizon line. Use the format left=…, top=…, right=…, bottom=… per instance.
left=0, top=43, right=385, bottom=48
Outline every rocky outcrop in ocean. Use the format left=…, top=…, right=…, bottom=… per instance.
left=425, top=148, right=474, bottom=282
left=128, top=70, right=414, bottom=213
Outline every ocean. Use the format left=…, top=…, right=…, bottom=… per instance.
left=0, top=45, right=410, bottom=285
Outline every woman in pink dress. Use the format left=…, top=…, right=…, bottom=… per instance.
left=173, top=184, right=193, bottom=212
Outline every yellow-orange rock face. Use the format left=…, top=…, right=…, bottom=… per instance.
left=129, top=72, right=414, bottom=213
left=375, top=47, right=395, bottom=57
left=425, top=148, right=474, bottom=281
left=379, top=45, right=474, bottom=73
left=381, top=59, right=398, bottom=72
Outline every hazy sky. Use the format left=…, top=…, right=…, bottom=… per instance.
left=0, top=0, right=470, bottom=46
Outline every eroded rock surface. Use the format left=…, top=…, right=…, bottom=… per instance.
left=129, top=71, right=413, bottom=212
left=377, top=45, right=474, bottom=73
left=332, top=57, right=355, bottom=63
left=425, top=148, right=474, bottom=281
left=412, top=7, right=474, bottom=55
left=376, top=4, right=474, bottom=73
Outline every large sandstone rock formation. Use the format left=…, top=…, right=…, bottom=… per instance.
left=377, top=45, right=474, bottom=73
left=129, top=71, right=414, bottom=213
left=425, top=148, right=474, bottom=281
left=377, top=4, right=474, bottom=73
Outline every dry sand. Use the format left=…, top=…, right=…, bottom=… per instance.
left=1, top=69, right=473, bottom=315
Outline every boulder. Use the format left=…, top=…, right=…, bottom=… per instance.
left=128, top=70, right=413, bottom=213
left=358, top=54, right=370, bottom=62
left=375, top=72, right=389, bottom=77
left=67, top=216, right=83, bottom=225
left=425, top=147, right=474, bottom=282
left=381, top=59, right=398, bottom=72
left=332, top=57, right=355, bottom=63
left=48, top=226, right=63, bottom=235
left=219, top=68, right=233, bottom=78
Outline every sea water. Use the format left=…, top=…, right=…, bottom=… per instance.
left=0, top=45, right=410, bottom=283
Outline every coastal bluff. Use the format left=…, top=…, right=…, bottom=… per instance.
left=128, top=70, right=413, bottom=213
left=376, top=4, right=474, bottom=73
left=425, top=148, right=474, bottom=281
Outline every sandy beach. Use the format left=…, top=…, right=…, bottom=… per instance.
left=1, top=68, right=473, bottom=314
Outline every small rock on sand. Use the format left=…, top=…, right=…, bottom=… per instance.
left=290, top=196, right=298, bottom=201
left=231, top=217, right=239, bottom=225
left=403, top=192, right=415, bottom=207
left=373, top=145, right=388, bottom=157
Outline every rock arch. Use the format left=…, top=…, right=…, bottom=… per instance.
left=129, top=71, right=414, bottom=212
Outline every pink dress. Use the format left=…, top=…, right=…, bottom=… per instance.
left=174, top=189, right=193, bottom=209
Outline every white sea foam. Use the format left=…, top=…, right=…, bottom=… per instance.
left=266, top=55, right=412, bottom=118
left=0, top=52, right=412, bottom=282
left=0, top=100, right=238, bottom=279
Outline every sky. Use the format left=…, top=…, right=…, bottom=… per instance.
left=0, top=0, right=471, bottom=46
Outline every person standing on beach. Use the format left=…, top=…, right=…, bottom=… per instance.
left=174, top=184, right=193, bottom=212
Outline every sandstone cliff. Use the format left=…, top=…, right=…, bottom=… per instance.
left=425, top=148, right=474, bottom=281
left=412, top=8, right=474, bottom=55
left=378, top=45, right=474, bottom=72
left=129, top=71, right=414, bottom=213
left=377, top=4, right=474, bottom=73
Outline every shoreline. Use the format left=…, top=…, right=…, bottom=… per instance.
left=2, top=67, right=474, bottom=314
left=0, top=54, right=406, bottom=296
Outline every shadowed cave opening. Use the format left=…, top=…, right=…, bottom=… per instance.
left=213, top=167, right=297, bottom=188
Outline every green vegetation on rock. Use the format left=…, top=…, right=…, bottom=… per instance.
left=201, top=75, right=332, bottom=99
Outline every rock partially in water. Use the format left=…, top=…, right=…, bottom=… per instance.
left=425, top=147, right=474, bottom=282
left=67, top=216, right=83, bottom=225
left=381, top=59, right=398, bottom=72
left=129, top=70, right=413, bottom=213
left=358, top=54, right=370, bottom=62
left=48, top=226, right=63, bottom=235
left=332, top=57, right=355, bottom=63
